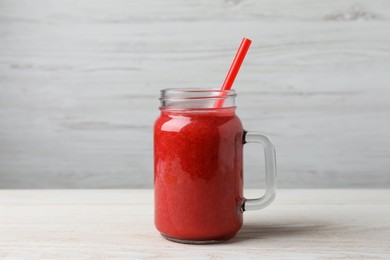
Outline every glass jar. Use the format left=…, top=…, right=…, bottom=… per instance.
left=154, top=89, right=276, bottom=244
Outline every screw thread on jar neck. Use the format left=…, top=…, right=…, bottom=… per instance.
left=159, top=88, right=236, bottom=112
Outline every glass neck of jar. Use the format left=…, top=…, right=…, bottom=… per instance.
left=159, top=88, right=236, bottom=112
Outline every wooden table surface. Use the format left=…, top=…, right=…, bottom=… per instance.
left=0, top=189, right=389, bottom=259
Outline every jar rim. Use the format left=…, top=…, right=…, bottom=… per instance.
left=160, top=88, right=236, bottom=101
left=159, top=88, right=236, bottom=111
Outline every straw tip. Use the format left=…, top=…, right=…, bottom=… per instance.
left=243, top=37, right=252, bottom=43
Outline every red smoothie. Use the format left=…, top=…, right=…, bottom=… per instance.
left=154, top=108, right=244, bottom=242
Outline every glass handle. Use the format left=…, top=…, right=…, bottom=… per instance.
left=243, top=131, right=277, bottom=211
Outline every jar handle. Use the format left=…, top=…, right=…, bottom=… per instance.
left=242, top=131, right=277, bottom=211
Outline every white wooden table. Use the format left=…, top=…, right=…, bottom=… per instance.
left=0, top=190, right=389, bottom=259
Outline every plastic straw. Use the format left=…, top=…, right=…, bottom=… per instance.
left=221, top=38, right=252, bottom=91
left=215, top=38, right=252, bottom=108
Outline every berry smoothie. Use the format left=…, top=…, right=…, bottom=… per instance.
left=154, top=108, right=244, bottom=242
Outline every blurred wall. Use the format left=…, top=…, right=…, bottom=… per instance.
left=0, top=0, right=389, bottom=188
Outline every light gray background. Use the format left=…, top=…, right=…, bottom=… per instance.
left=1, top=0, right=389, bottom=188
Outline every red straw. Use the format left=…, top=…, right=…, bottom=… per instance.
left=215, top=38, right=252, bottom=108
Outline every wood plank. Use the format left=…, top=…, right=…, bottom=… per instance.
left=0, top=189, right=389, bottom=259
left=0, top=0, right=390, bottom=188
